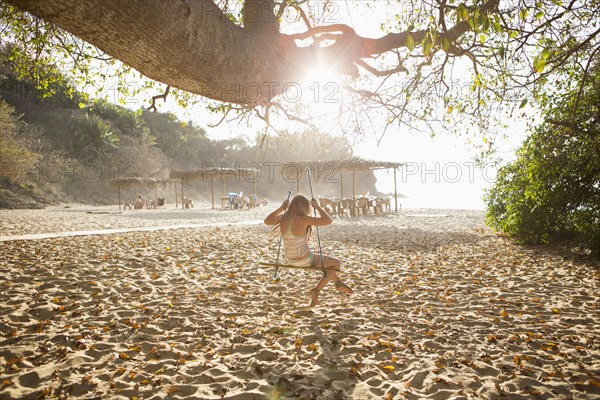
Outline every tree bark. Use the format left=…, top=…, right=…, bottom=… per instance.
left=8, top=0, right=297, bottom=105
left=7, top=0, right=498, bottom=106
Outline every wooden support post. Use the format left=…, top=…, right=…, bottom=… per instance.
left=118, top=181, right=121, bottom=211
left=340, top=171, right=343, bottom=198
left=394, top=167, right=398, bottom=212
left=181, top=178, right=184, bottom=208
left=352, top=170, right=356, bottom=217
left=175, top=181, right=178, bottom=208
left=154, top=184, right=158, bottom=204
left=352, top=170, right=356, bottom=200
left=211, top=175, right=215, bottom=210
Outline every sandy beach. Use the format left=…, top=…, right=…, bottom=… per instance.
left=0, top=204, right=598, bottom=399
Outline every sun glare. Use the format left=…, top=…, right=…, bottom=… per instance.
left=298, top=65, right=342, bottom=117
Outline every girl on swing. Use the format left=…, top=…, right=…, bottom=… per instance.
left=264, top=194, right=353, bottom=307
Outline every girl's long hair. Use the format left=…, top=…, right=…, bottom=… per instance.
left=272, top=194, right=312, bottom=238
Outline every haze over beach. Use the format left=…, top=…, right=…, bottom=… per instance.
left=1, top=0, right=599, bottom=399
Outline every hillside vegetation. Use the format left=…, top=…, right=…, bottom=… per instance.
left=0, top=54, right=377, bottom=208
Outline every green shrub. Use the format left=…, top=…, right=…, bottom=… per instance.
left=485, top=67, right=600, bottom=255
left=70, top=112, right=119, bottom=161
left=0, top=100, right=39, bottom=184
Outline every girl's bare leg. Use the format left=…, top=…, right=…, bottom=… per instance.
left=309, top=255, right=353, bottom=307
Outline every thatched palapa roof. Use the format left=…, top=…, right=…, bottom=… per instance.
left=321, top=158, right=402, bottom=171
left=108, top=177, right=176, bottom=188
left=169, top=167, right=260, bottom=181
left=283, top=158, right=402, bottom=176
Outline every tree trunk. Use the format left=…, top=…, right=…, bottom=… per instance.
left=8, top=0, right=300, bottom=105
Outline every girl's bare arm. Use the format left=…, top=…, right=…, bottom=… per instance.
left=300, top=198, right=332, bottom=226
left=264, top=200, right=289, bottom=225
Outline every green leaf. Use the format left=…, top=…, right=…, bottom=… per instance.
left=469, top=17, right=476, bottom=31
left=405, top=34, right=415, bottom=51
left=477, top=14, right=485, bottom=28
left=460, top=6, right=469, bottom=21
left=535, top=11, right=545, bottom=19
left=533, top=58, right=546, bottom=73
left=541, top=48, right=550, bottom=59
left=480, top=34, right=486, bottom=43
left=442, top=37, right=451, bottom=52
left=482, top=16, right=490, bottom=32
left=78, top=102, right=85, bottom=109
left=519, top=8, right=529, bottom=20
left=422, top=36, right=433, bottom=56
left=519, top=99, right=528, bottom=108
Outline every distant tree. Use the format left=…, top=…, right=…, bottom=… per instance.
left=485, top=65, right=600, bottom=254
left=69, top=112, right=119, bottom=161
left=141, top=110, right=212, bottom=166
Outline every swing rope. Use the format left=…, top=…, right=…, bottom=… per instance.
left=306, top=168, right=324, bottom=269
left=271, top=190, right=292, bottom=280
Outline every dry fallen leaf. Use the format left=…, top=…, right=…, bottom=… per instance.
left=514, top=355, right=521, bottom=365
left=165, top=386, right=180, bottom=395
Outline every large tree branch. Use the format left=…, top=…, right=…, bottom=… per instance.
left=7, top=0, right=292, bottom=105
left=295, top=0, right=499, bottom=76
left=6, top=0, right=499, bottom=107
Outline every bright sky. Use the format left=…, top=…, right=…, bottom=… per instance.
left=103, top=1, right=531, bottom=210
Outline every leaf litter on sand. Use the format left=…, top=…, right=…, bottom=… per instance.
left=0, top=211, right=598, bottom=399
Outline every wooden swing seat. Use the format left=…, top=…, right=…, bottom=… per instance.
left=259, top=262, right=340, bottom=272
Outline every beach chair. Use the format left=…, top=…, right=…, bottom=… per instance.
left=383, top=197, right=391, bottom=211
left=370, top=197, right=384, bottom=214
left=183, top=197, right=194, bottom=209
left=319, top=197, right=338, bottom=216
left=356, top=197, right=370, bottom=215
left=337, top=198, right=356, bottom=217
left=226, top=193, right=235, bottom=208
left=242, top=196, right=250, bottom=209
left=248, top=195, right=258, bottom=209
left=134, top=196, right=145, bottom=209
left=233, top=195, right=243, bottom=209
